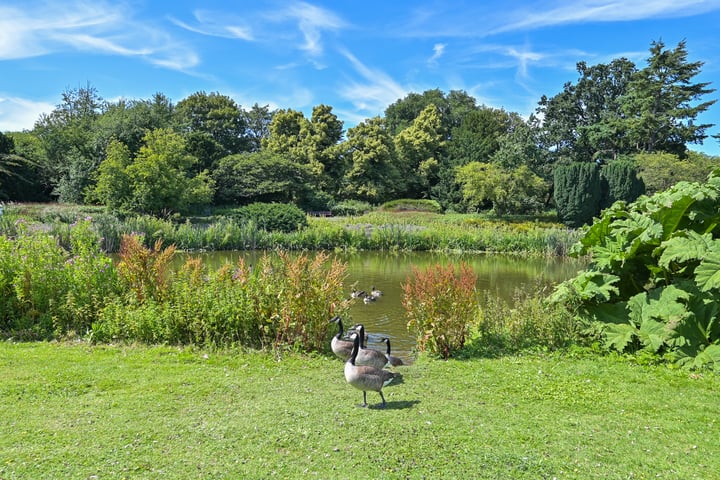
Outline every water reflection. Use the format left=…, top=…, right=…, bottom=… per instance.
left=177, top=250, right=584, bottom=360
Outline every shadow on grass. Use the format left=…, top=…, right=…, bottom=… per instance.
left=375, top=399, right=421, bottom=410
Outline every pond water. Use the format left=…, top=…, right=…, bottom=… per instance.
left=177, top=251, right=585, bottom=361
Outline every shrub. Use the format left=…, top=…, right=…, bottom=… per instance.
left=380, top=199, right=442, bottom=213
left=233, top=202, right=308, bottom=233
left=474, top=284, right=578, bottom=356
left=549, top=169, right=720, bottom=369
left=554, top=162, right=601, bottom=227
left=402, top=262, right=479, bottom=358
left=600, top=160, right=645, bottom=210
left=330, top=200, right=372, bottom=216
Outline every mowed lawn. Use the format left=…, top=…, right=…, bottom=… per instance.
left=0, top=342, right=717, bottom=479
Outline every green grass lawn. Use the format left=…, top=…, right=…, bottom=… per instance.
left=1, top=342, right=717, bottom=479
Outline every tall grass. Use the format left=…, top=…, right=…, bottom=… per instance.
left=0, top=222, right=352, bottom=351
left=471, top=282, right=580, bottom=356
left=2, top=204, right=580, bottom=255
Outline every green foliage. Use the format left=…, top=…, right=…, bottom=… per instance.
left=622, top=39, right=716, bottom=155
left=0, top=218, right=118, bottom=339
left=538, top=58, right=636, bottom=162
left=379, top=198, right=442, bottom=213
left=633, top=151, right=716, bottom=195
left=402, top=262, right=479, bottom=358
left=473, top=283, right=579, bottom=356
left=394, top=104, right=444, bottom=198
left=553, top=162, right=602, bottom=227
left=93, top=129, right=215, bottom=215
left=599, top=159, right=645, bottom=209
left=330, top=200, right=372, bottom=216
left=93, top=250, right=351, bottom=351
left=456, top=162, right=546, bottom=215
left=233, top=202, right=308, bottom=233
left=550, top=170, right=720, bottom=368
left=341, top=116, right=401, bottom=204
left=212, top=151, right=310, bottom=205
left=174, top=91, right=250, bottom=167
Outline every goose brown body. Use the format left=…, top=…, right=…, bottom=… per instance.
left=344, top=331, right=395, bottom=408
left=381, top=337, right=405, bottom=366
left=329, top=316, right=353, bottom=361
left=349, top=324, right=389, bottom=369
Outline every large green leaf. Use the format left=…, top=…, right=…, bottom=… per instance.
left=692, top=344, right=720, bottom=371
left=657, top=231, right=712, bottom=270
left=585, top=301, right=629, bottom=325
left=603, top=322, right=637, bottom=352
left=638, top=318, right=670, bottom=352
left=547, top=270, right=619, bottom=304
left=695, top=248, right=720, bottom=292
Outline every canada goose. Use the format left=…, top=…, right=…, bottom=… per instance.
left=345, top=331, right=396, bottom=408
left=349, top=324, right=389, bottom=369
left=370, top=286, right=383, bottom=298
left=329, top=316, right=353, bottom=361
left=380, top=337, right=405, bottom=366
left=363, top=294, right=376, bottom=304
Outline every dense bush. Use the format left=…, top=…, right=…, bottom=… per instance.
left=0, top=223, right=352, bottom=350
left=554, top=162, right=601, bottom=228
left=233, top=202, right=308, bottom=233
left=330, top=200, right=372, bottom=216
left=550, top=169, right=720, bottom=370
left=600, top=160, right=645, bottom=210
left=473, top=283, right=579, bottom=356
left=401, top=262, right=479, bottom=358
left=380, top=199, right=442, bottom=213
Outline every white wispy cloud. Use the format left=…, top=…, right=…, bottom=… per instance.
left=0, top=1, right=198, bottom=71
left=428, top=43, right=446, bottom=65
left=338, top=49, right=408, bottom=114
left=493, top=0, right=720, bottom=33
left=0, top=96, right=54, bottom=131
left=169, top=10, right=254, bottom=41
left=277, top=2, right=347, bottom=56
left=395, top=0, right=720, bottom=39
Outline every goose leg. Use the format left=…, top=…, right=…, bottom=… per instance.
left=378, top=391, right=386, bottom=408
left=360, top=391, right=368, bottom=408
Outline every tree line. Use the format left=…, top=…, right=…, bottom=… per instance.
left=0, top=39, right=718, bottom=226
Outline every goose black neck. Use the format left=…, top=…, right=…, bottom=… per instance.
left=384, top=338, right=392, bottom=355
left=349, top=333, right=360, bottom=365
left=356, top=325, right=366, bottom=348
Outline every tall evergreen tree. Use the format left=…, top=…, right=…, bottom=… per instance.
left=622, top=39, right=716, bottom=156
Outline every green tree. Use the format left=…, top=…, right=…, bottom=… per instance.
left=384, top=89, right=477, bottom=137
left=537, top=58, right=636, bottom=162
left=394, top=104, right=444, bottom=198
left=124, top=129, right=214, bottom=214
left=599, top=159, right=645, bottom=210
left=96, top=93, right=175, bottom=157
left=553, top=162, right=602, bottom=227
left=622, top=39, right=716, bottom=156
left=455, top=162, right=546, bottom=215
left=212, top=151, right=311, bottom=205
left=341, top=117, right=401, bottom=203
left=446, top=107, right=514, bottom=165
left=243, top=103, right=275, bottom=152
left=33, top=83, right=105, bottom=203
left=262, top=108, right=310, bottom=163
left=91, top=139, right=133, bottom=211
left=174, top=91, right=249, bottom=170
left=633, top=151, right=717, bottom=195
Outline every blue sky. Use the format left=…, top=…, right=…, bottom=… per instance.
left=2, top=0, right=720, bottom=155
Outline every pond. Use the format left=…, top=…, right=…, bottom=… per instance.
left=178, top=251, right=585, bottom=360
